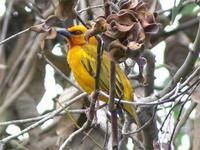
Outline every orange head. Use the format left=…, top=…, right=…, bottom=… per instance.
left=57, top=25, right=96, bottom=46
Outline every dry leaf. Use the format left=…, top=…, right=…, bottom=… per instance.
left=99, top=0, right=158, bottom=61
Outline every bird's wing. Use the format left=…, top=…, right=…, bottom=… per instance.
left=80, top=44, right=124, bottom=98
left=80, top=45, right=140, bottom=129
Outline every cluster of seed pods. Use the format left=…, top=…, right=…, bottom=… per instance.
left=87, top=0, right=158, bottom=62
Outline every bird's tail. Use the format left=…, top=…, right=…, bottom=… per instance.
left=124, top=104, right=140, bottom=126
left=124, top=104, right=144, bottom=141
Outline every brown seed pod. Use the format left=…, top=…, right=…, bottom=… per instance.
left=85, top=0, right=158, bottom=62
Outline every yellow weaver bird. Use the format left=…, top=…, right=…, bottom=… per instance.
left=57, top=25, right=140, bottom=126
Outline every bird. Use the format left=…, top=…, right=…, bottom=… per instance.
left=56, top=25, right=140, bottom=126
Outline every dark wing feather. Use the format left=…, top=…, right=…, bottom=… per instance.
left=80, top=44, right=124, bottom=98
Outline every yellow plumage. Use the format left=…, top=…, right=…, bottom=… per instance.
left=66, top=25, right=139, bottom=125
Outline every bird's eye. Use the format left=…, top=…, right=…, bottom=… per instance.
left=71, top=30, right=83, bottom=35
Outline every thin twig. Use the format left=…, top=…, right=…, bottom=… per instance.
left=140, top=59, right=200, bottom=104
left=173, top=101, right=197, bottom=142
left=42, top=53, right=83, bottom=92
left=100, top=73, right=200, bottom=106
left=142, top=50, right=157, bottom=149
left=77, top=4, right=104, bottom=14
left=161, top=19, right=200, bottom=90
left=122, top=106, right=157, bottom=135
left=0, top=0, right=14, bottom=83
left=168, top=100, right=189, bottom=150
left=0, top=34, right=36, bottom=95
left=59, top=120, right=103, bottom=150
left=56, top=96, right=103, bottom=149
left=168, top=80, right=200, bottom=149
left=155, top=16, right=200, bottom=42
left=0, top=109, right=86, bottom=126
left=159, top=95, right=184, bottom=132
left=139, top=19, right=200, bottom=104
left=0, top=61, right=36, bottom=114
left=0, top=0, right=14, bottom=42
left=103, top=119, right=109, bottom=149
left=0, top=35, right=45, bottom=114
left=129, top=136, right=145, bottom=150
left=0, top=28, right=30, bottom=46
left=109, top=61, right=118, bottom=150
left=0, top=92, right=87, bottom=145
left=0, top=4, right=55, bottom=95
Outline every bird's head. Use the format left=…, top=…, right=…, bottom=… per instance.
left=57, top=25, right=96, bottom=46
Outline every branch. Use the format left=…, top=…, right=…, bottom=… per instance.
left=109, top=61, right=118, bottom=150
left=168, top=98, right=190, bottom=149
left=0, top=109, right=86, bottom=126
left=172, top=101, right=197, bottom=142
left=168, top=81, right=200, bottom=149
left=0, top=93, right=87, bottom=145
left=100, top=66, right=200, bottom=106
left=140, top=50, right=158, bottom=150
left=159, top=96, right=184, bottom=132
left=77, top=4, right=104, bottom=14
left=0, top=34, right=45, bottom=114
left=0, top=0, right=14, bottom=83
left=0, top=61, right=36, bottom=114
left=140, top=19, right=200, bottom=104
left=0, top=34, right=36, bottom=95
left=0, top=0, right=13, bottom=42
left=160, top=19, right=200, bottom=95
left=154, top=16, right=200, bottom=43
left=142, top=50, right=155, bottom=96
left=58, top=120, right=102, bottom=150
left=0, top=1, right=56, bottom=47
left=123, top=106, right=157, bottom=135
left=41, top=53, right=83, bottom=92
left=0, top=28, right=30, bottom=46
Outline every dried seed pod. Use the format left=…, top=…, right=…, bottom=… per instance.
left=85, top=17, right=108, bottom=42
left=85, top=0, right=158, bottom=62
left=108, top=40, right=127, bottom=63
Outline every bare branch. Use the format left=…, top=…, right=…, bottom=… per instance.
left=0, top=109, right=86, bottom=126
left=0, top=0, right=14, bottom=82
left=123, top=107, right=157, bottom=135
left=109, top=61, right=118, bottom=150
left=0, top=62, right=36, bottom=114
left=168, top=81, right=200, bottom=149
left=0, top=92, right=87, bottom=144
left=0, top=28, right=30, bottom=46
left=77, top=4, right=104, bottom=14
left=173, top=101, right=197, bottom=142
left=41, top=53, right=84, bottom=92
left=140, top=25, right=200, bottom=104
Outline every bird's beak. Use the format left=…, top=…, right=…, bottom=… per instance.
left=56, top=28, right=72, bottom=37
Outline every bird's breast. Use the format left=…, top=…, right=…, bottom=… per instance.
left=67, top=45, right=95, bottom=94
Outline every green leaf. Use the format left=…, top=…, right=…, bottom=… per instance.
left=180, top=3, right=196, bottom=16
left=171, top=0, right=185, bottom=23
